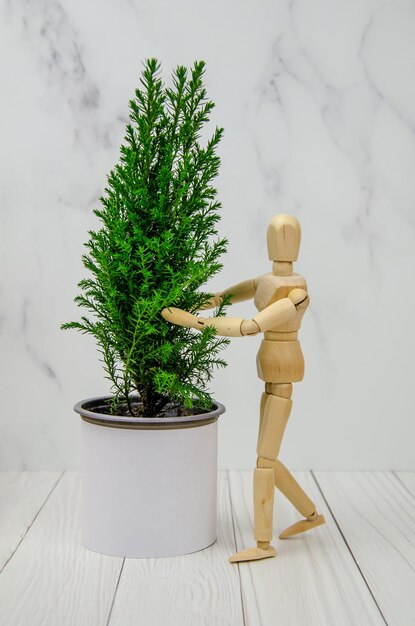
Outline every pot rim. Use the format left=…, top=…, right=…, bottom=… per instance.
left=74, top=395, right=226, bottom=430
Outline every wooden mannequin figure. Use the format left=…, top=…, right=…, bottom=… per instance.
left=162, top=214, right=325, bottom=563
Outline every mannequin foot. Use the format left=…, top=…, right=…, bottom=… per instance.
left=279, top=514, right=326, bottom=539
left=228, top=543, right=276, bottom=563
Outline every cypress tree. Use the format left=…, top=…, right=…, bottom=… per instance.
left=62, top=59, right=229, bottom=417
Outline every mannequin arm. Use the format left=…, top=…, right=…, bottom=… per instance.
left=198, top=288, right=308, bottom=335
left=161, top=289, right=308, bottom=337
left=200, top=278, right=256, bottom=310
left=161, top=307, right=249, bottom=337
left=251, top=288, right=308, bottom=332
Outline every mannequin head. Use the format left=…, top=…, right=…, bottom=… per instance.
left=267, top=214, right=301, bottom=262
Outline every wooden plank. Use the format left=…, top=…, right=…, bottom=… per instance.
left=108, top=472, right=244, bottom=626
left=315, top=471, right=415, bottom=626
left=395, top=471, right=415, bottom=497
left=229, top=470, right=384, bottom=626
left=0, top=472, right=122, bottom=626
left=0, top=471, right=61, bottom=572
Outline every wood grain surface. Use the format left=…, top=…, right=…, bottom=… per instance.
left=314, top=471, right=415, bottom=626
left=0, top=470, right=414, bottom=626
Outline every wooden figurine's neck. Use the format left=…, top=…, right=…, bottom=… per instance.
left=272, top=261, right=293, bottom=276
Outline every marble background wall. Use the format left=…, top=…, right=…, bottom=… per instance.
left=1, top=0, right=414, bottom=470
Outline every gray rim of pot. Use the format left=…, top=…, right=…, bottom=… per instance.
left=74, top=395, right=226, bottom=430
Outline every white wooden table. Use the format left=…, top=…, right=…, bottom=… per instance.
left=0, top=471, right=414, bottom=626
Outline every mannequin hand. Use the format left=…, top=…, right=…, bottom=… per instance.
left=161, top=307, right=205, bottom=330
left=199, top=293, right=223, bottom=310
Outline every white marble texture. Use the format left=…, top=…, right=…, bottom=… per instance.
left=0, top=0, right=414, bottom=469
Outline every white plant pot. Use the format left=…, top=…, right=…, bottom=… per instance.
left=74, top=396, right=225, bottom=558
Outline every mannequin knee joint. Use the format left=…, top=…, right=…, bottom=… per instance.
left=265, top=383, right=293, bottom=399
left=256, top=457, right=275, bottom=469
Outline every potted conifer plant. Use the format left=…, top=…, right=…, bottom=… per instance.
left=62, top=59, right=229, bottom=558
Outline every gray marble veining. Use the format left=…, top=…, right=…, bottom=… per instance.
left=0, top=0, right=414, bottom=469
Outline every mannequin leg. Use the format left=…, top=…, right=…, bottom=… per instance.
left=273, top=459, right=315, bottom=516
left=273, top=460, right=325, bottom=538
left=264, top=382, right=325, bottom=537
left=229, top=384, right=325, bottom=563
left=229, top=387, right=291, bottom=563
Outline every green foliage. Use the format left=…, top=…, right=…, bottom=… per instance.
left=62, top=59, right=229, bottom=417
